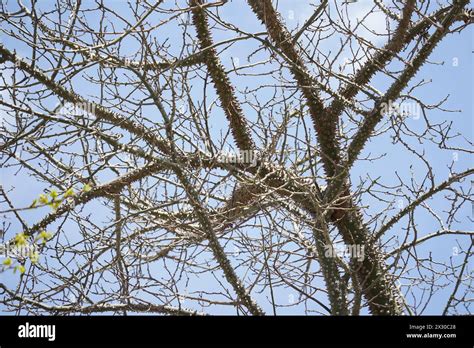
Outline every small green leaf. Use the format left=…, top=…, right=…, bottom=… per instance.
left=29, top=251, right=39, bottom=264
left=50, top=201, right=61, bottom=211
left=64, top=187, right=75, bottom=198
left=50, top=190, right=58, bottom=199
left=38, top=230, right=52, bottom=244
left=39, top=194, right=49, bottom=204
left=14, top=232, right=27, bottom=246
left=14, top=265, right=26, bottom=274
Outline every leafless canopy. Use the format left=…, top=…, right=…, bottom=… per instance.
left=0, top=0, right=472, bottom=316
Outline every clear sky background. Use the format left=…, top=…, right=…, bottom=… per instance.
left=0, top=0, right=472, bottom=315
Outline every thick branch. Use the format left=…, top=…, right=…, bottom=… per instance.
left=189, top=0, right=255, bottom=150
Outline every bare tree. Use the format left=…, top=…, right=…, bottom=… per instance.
left=0, top=0, right=472, bottom=316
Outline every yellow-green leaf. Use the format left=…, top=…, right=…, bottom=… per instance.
left=51, top=201, right=61, bottom=211
left=15, top=232, right=27, bottom=246
left=39, top=194, right=49, bottom=204
left=14, top=265, right=26, bottom=274
left=39, top=230, right=52, bottom=243
left=29, top=251, right=39, bottom=264
left=64, top=187, right=75, bottom=198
